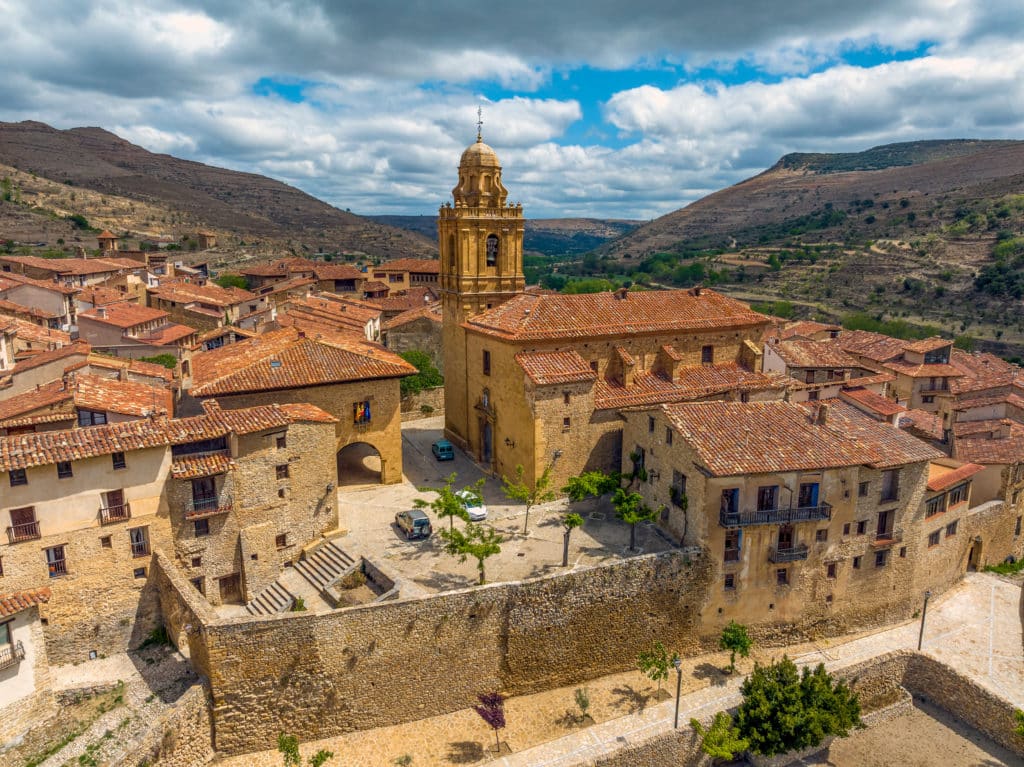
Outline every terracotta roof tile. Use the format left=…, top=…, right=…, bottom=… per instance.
left=808, top=399, right=944, bottom=468
left=170, top=453, right=234, bottom=479
left=130, top=323, right=197, bottom=346
left=11, top=343, right=90, bottom=375
left=904, top=337, right=953, bottom=354
left=151, top=282, right=257, bottom=306
left=382, top=302, right=443, bottom=331
left=79, top=303, right=168, bottom=329
left=362, top=281, right=389, bottom=292
left=0, top=271, right=79, bottom=295
left=954, top=391, right=1024, bottom=411
left=927, top=462, right=986, bottom=491
left=277, top=295, right=381, bottom=336
left=882, top=359, right=963, bottom=378
left=377, top=258, right=440, bottom=274
left=837, top=330, right=907, bottom=363
left=515, top=351, right=597, bottom=385
left=0, top=374, right=173, bottom=425
left=82, top=354, right=175, bottom=383
left=0, top=588, right=51, bottom=618
left=839, top=387, right=906, bottom=417
left=0, top=298, right=61, bottom=321
left=77, top=286, right=132, bottom=307
left=898, top=409, right=944, bottom=441
left=954, top=423, right=1024, bottom=465
left=277, top=403, right=338, bottom=423
left=1, top=314, right=71, bottom=347
left=465, top=288, right=768, bottom=342
left=190, top=327, right=415, bottom=396
left=771, top=339, right=859, bottom=369
left=780, top=320, right=841, bottom=340
left=595, top=364, right=792, bottom=410
left=377, top=287, right=439, bottom=313
left=949, top=349, right=1024, bottom=396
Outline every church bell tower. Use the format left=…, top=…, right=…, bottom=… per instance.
left=439, top=121, right=525, bottom=448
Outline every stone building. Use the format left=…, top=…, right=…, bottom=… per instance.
left=0, top=588, right=56, bottom=745
left=77, top=303, right=198, bottom=360
left=383, top=303, right=443, bottom=373
left=149, top=282, right=271, bottom=332
left=188, top=327, right=415, bottom=484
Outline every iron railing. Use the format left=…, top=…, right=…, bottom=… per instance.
left=6, top=521, right=41, bottom=544
left=769, top=544, right=809, bottom=563
left=131, top=540, right=151, bottom=558
left=719, top=502, right=832, bottom=528
left=0, top=641, right=25, bottom=671
left=184, top=496, right=232, bottom=520
left=99, top=503, right=132, bottom=525
left=873, top=529, right=903, bottom=546
left=48, top=557, right=68, bottom=578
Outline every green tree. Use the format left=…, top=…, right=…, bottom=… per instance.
left=719, top=621, right=752, bottom=674
left=215, top=272, right=249, bottom=290
left=561, top=470, right=620, bottom=503
left=736, top=657, right=862, bottom=757
left=690, top=712, right=749, bottom=762
left=413, top=473, right=484, bottom=533
left=1014, top=709, right=1024, bottom=738
left=399, top=350, right=443, bottom=397
left=561, top=512, right=584, bottom=567
left=501, top=463, right=556, bottom=534
left=637, top=640, right=678, bottom=696
left=138, top=354, right=178, bottom=370
left=440, top=522, right=503, bottom=584
left=611, top=487, right=659, bottom=551
left=277, top=733, right=334, bottom=766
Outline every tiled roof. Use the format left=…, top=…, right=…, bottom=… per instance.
left=0, top=256, right=144, bottom=276
left=363, top=281, right=389, bottom=292
left=277, top=295, right=380, bottom=336
left=780, top=320, right=841, bottom=340
left=0, top=270, right=79, bottom=295
left=170, top=453, right=235, bottom=479
left=808, top=400, right=944, bottom=468
left=595, top=364, right=791, bottom=410
left=516, top=350, right=596, bottom=385
left=954, top=391, right=1024, bottom=411
left=377, top=287, right=439, bottom=313
left=11, top=343, right=90, bottom=375
left=382, top=302, right=443, bottom=331
left=130, top=323, right=196, bottom=346
left=898, top=408, right=944, bottom=441
left=0, top=588, right=51, bottom=618
left=927, top=462, right=986, bottom=492
left=311, top=263, right=364, bottom=281
left=0, top=297, right=61, bottom=321
left=661, top=401, right=872, bottom=476
left=771, top=339, right=859, bottom=369
left=953, top=419, right=1009, bottom=438
left=238, top=258, right=318, bottom=277
left=0, top=380, right=74, bottom=424
left=882, top=359, right=963, bottom=378
left=277, top=403, right=338, bottom=423
left=904, top=337, right=953, bottom=354
left=949, top=349, right=1024, bottom=396
left=844, top=372, right=895, bottom=388
left=837, top=330, right=907, bottom=363
left=0, top=374, right=173, bottom=424
left=96, top=230, right=118, bottom=239
left=465, top=288, right=768, bottom=341
left=839, top=387, right=906, bottom=417
left=77, top=286, right=131, bottom=307
left=190, top=327, right=415, bottom=396
left=79, top=353, right=175, bottom=383
left=954, top=424, right=1024, bottom=465
left=377, top=258, right=440, bottom=274
left=151, top=281, right=257, bottom=306
left=259, top=276, right=314, bottom=295
left=1, top=314, right=71, bottom=346
left=79, top=303, right=168, bottom=329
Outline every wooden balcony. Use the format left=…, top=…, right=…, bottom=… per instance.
left=6, top=521, right=41, bottom=544
left=184, top=496, right=233, bottom=520
left=719, top=502, right=832, bottom=528
left=99, top=503, right=132, bottom=525
left=769, top=544, right=810, bottom=563
left=872, top=529, right=903, bottom=547
left=0, top=641, right=25, bottom=671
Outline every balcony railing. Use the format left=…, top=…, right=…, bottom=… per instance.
left=131, top=540, right=151, bottom=558
left=99, top=503, right=132, bottom=525
left=6, top=521, right=41, bottom=544
left=0, top=641, right=25, bottom=671
left=48, top=558, right=68, bottom=578
left=769, top=544, right=810, bottom=563
left=719, top=502, right=832, bottom=528
left=184, top=496, right=233, bottom=520
left=873, top=529, right=903, bottom=547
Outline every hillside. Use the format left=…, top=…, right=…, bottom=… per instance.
left=369, top=215, right=640, bottom=257
left=0, top=121, right=435, bottom=260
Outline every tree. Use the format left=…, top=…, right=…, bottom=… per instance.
left=398, top=350, right=443, bottom=397
left=502, top=463, right=556, bottom=534
left=637, top=640, right=678, bottom=697
left=414, top=473, right=482, bottom=532
left=277, top=733, right=334, bottom=766
left=561, top=470, right=620, bottom=503
left=719, top=621, right=752, bottom=674
left=215, top=272, right=248, bottom=290
left=138, top=353, right=178, bottom=370
left=561, top=512, right=583, bottom=567
left=473, top=691, right=507, bottom=752
left=690, top=712, right=749, bottom=763
left=1014, top=709, right=1024, bottom=738
left=735, top=657, right=862, bottom=757
left=611, top=487, right=660, bottom=551
left=440, top=522, right=503, bottom=584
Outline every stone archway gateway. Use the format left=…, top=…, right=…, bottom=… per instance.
left=337, top=442, right=384, bottom=486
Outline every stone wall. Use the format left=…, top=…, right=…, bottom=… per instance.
left=171, top=550, right=714, bottom=755
left=110, top=683, right=214, bottom=767
left=399, top=386, right=445, bottom=421
left=0, top=607, right=58, bottom=747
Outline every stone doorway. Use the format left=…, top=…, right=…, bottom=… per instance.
left=968, top=538, right=983, bottom=572
left=481, top=421, right=493, bottom=468
left=337, top=442, right=383, bottom=486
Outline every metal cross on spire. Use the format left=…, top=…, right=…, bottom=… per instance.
left=476, top=105, right=483, bottom=142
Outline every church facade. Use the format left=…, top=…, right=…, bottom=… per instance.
left=441, top=136, right=787, bottom=488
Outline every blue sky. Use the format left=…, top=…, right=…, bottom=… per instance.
left=2, top=1, right=1022, bottom=219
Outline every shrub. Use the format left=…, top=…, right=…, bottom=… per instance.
left=214, top=273, right=248, bottom=290
left=399, top=350, right=443, bottom=397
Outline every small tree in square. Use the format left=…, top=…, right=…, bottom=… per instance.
left=719, top=621, right=753, bottom=674
left=415, top=473, right=484, bottom=532
left=473, top=691, right=507, bottom=752
left=637, top=640, right=678, bottom=697
left=502, top=463, right=556, bottom=534
left=561, top=512, right=584, bottom=567
left=611, top=487, right=659, bottom=551
left=439, top=522, right=503, bottom=584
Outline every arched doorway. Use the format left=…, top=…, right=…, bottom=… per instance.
left=337, top=442, right=383, bottom=486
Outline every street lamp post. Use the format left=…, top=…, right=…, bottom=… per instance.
left=917, top=590, right=932, bottom=651
left=673, top=656, right=683, bottom=729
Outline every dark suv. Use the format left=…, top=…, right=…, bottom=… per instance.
left=395, top=509, right=432, bottom=539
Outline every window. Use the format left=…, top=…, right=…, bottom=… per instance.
left=815, top=528, right=828, bottom=543
left=701, top=345, right=714, bottom=365
left=922, top=395, right=935, bottom=404
left=648, top=416, right=655, bottom=433
left=880, top=469, right=899, bottom=502
left=9, top=469, right=27, bottom=487
left=56, top=461, right=73, bottom=479
left=858, top=481, right=869, bottom=498
left=275, top=533, right=288, bottom=548
left=724, top=573, right=735, bottom=590
left=853, top=556, right=862, bottom=569
left=485, top=234, right=499, bottom=267
left=756, top=485, right=778, bottom=512
left=78, top=409, right=107, bottom=426
left=928, top=530, right=941, bottom=547
left=563, top=391, right=571, bottom=405
left=925, top=496, right=944, bottom=517
left=112, top=452, right=126, bottom=470
left=671, top=471, right=687, bottom=507
left=562, top=417, right=571, bottom=431
left=8, top=507, right=37, bottom=542
left=276, top=434, right=287, bottom=450
left=133, top=567, right=147, bottom=579
left=945, top=520, right=958, bottom=537
left=808, top=389, right=820, bottom=402
left=353, top=400, right=371, bottom=424
left=899, top=546, right=907, bottom=558
left=665, top=428, right=673, bottom=446
left=856, top=520, right=867, bottom=535
left=1017, top=517, right=1022, bottom=536
left=776, top=568, right=789, bottom=586
left=100, top=536, right=112, bottom=548
left=875, top=550, right=888, bottom=568
left=0, top=557, right=4, bottom=576
left=843, top=523, right=851, bottom=535
left=276, top=464, right=290, bottom=480
left=798, top=482, right=819, bottom=508
left=947, top=484, right=967, bottom=507
left=45, top=545, right=67, bottom=578
left=190, top=577, right=204, bottom=595
left=194, top=519, right=210, bottom=537
left=482, top=350, right=491, bottom=376
left=590, top=360, right=598, bottom=373
left=724, top=528, right=741, bottom=562
left=827, top=562, right=837, bottom=579
left=129, top=527, right=149, bottom=558
left=721, top=488, right=739, bottom=515
left=191, top=556, right=202, bottom=568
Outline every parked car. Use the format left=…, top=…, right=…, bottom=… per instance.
left=456, top=489, right=487, bottom=521
left=395, top=509, right=432, bottom=539
left=431, top=439, right=455, bottom=461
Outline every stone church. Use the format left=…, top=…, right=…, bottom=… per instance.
left=440, top=134, right=790, bottom=488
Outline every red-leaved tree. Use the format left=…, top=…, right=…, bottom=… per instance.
left=473, top=691, right=506, bottom=751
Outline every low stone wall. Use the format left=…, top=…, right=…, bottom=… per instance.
left=399, top=386, right=444, bottom=421
left=110, top=683, right=214, bottom=767
left=151, top=551, right=216, bottom=676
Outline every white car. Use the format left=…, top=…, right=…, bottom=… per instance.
left=456, top=489, right=488, bottom=521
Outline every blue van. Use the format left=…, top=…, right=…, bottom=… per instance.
left=431, top=439, right=455, bottom=461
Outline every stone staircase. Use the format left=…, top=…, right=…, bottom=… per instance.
left=244, top=539, right=356, bottom=616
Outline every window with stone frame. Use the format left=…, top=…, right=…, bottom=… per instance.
left=671, top=471, right=687, bottom=507
left=826, top=562, right=837, bottom=579
left=925, top=495, right=944, bottom=517
left=928, top=529, right=941, bottom=547
left=724, top=528, right=741, bottom=562
left=724, top=573, right=735, bottom=590
left=945, top=520, right=958, bottom=537
left=947, top=483, right=968, bottom=507
left=776, top=568, right=789, bottom=586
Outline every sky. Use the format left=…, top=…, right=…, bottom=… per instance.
left=2, top=1, right=1023, bottom=220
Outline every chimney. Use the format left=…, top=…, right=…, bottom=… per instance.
left=614, top=287, right=628, bottom=300
left=96, top=307, right=106, bottom=319
left=690, top=285, right=703, bottom=296
left=815, top=403, right=830, bottom=425
left=998, top=418, right=1012, bottom=439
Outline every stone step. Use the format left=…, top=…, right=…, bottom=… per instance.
left=245, top=580, right=294, bottom=615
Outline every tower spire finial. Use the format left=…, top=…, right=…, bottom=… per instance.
left=476, top=105, right=483, bottom=142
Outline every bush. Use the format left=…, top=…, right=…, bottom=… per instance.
left=735, top=657, right=862, bottom=757
left=399, top=350, right=443, bottom=397
left=214, top=273, right=249, bottom=290
left=138, top=354, right=178, bottom=370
